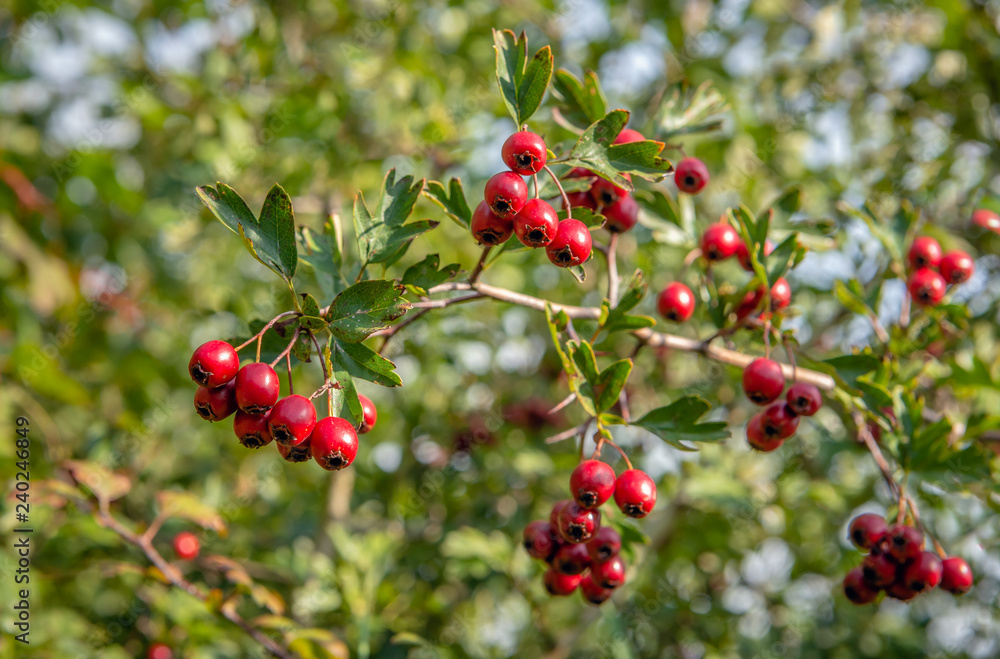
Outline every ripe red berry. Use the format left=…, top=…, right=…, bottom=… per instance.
left=147, top=643, right=173, bottom=659
left=701, top=223, right=740, bottom=261
left=513, top=198, right=559, bottom=247
left=786, top=382, right=822, bottom=417
left=523, top=520, right=559, bottom=561
left=501, top=131, right=547, bottom=175
left=570, top=460, right=616, bottom=509
left=657, top=282, right=696, bottom=322
left=614, top=128, right=645, bottom=145
left=586, top=526, right=622, bottom=562
left=545, top=219, right=592, bottom=267
left=552, top=542, right=592, bottom=575
left=742, top=358, right=785, bottom=405
left=770, top=277, right=792, bottom=311
left=484, top=171, right=527, bottom=219
left=194, top=381, right=237, bottom=422
left=277, top=439, right=311, bottom=463
left=761, top=402, right=799, bottom=440
left=602, top=194, right=639, bottom=233
left=746, top=414, right=784, bottom=452
left=269, top=395, right=317, bottom=446
left=234, top=362, right=280, bottom=415
left=736, top=239, right=774, bottom=272
left=550, top=499, right=572, bottom=527
left=557, top=501, right=601, bottom=543
left=590, top=555, right=626, bottom=589
left=563, top=191, right=597, bottom=211
left=674, top=157, right=709, bottom=194
left=972, top=208, right=1000, bottom=233
left=939, top=250, right=974, bottom=285
left=233, top=410, right=273, bottom=449
left=188, top=340, right=239, bottom=388
left=613, top=469, right=657, bottom=518
left=903, top=551, right=943, bottom=592
left=885, top=581, right=918, bottom=601
left=907, top=236, right=942, bottom=271
left=309, top=416, right=359, bottom=470
left=589, top=175, right=629, bottom=207
left=544, top=568, right=582, bottom=596
left=735, top=286, right=765, bottom=320
left=843, top=567, right=879, bottom=605
left=886, top=524, right=923, bottom=563
left=861, top=552, right=897, bottom=587
left=940, top=557, right=973, bottom=594
left=358, top=394, right=377, bottom=434
left=172, top=531, right=200, bottom=561
left=471, top=200, right=514, bottom=245
left=580, top=573, right=615, bottom=604
left=848, top=513, right=888, bottom=550
left=908, top=268, right=947, bottom=306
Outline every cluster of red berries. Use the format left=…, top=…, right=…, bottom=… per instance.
left=741, top=358, right=823, bottom=452
left=906, top=236, right=975, bottom=306
left=843, top=513, right=973, bottom=604
left=188, top=340, right=376, bottom=469
left=522, top=461, right=657, bottom=604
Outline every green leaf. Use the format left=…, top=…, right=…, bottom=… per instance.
left=354, top=169, right=436, bottom=266
left=551, top=68, right=607, bottom=131
left=324, top=280, right=410, bottom=343
left=332, top=338, right=402, bottom=387
left=492, top=29, right=553, bottom=126
left=557, top=206, right=605, bottom=228
left=594, top=359, right=632, bottom=412
left=558, top=110, right=672, bottom=188
left=64, top=460, right=131, bottom=504
left=655, top=80, right=730, bottom=141
left=567, top=264, right=588, bottom=283
left=423, top=178, right=473, bottom=229
left=298, top=215, right=348, bottom=296
left=824, top=353, right=880, bottom=390
left=634, top=396, right=731, bottom=450
left=401, top=254, right=463, bottom=295
left=601, top=270, right=657, bottom=334
left=156, top=490, right=226, bottom=534
left=291, top=333, right=312, bottom=362
left=569, top=340, right=599, bottom=383
left=765, top=233, right=803, bottom=286
left=833, top=280, right=876, bottom=318
left=635, top=189, right=683, bottom=229
left=258, top=184, right=299, bottom=278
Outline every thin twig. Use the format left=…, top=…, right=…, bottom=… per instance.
left=468, top=246, right=493, bottom=285
left=235, top=311, right=298, bottom=352
left=606, top=232, right=620, bottom=307
left=548, top=392, right=577, bottom=415
left=543, top=165, right=572, bottom=218
left=545, top=422, right=590, bottom=444
left=269, top=328, right=301, bottom=369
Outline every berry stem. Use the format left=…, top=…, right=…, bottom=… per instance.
left=604, top=438, right=633, bottom=470
left=579, top=418, right=591, bottom=461
left=899, top=291, right=911, bottom=328
left=606, top=232, right=620, bottom=306
left=904, top=494, right=947, bottom=558
left=591, top=436, right=604, bottom=460
left=854, top=410, right=900, bottom=498
left=235, top=311, right=298, bottom=352
left=269, top=328, right=301, bottom=369
left=286, top=352, right=294, bottom=396
left=467, top=246, right=492, bottom=285
left=543, top=165, right=572, bottom=220
left=533, top=173, right=539, bottom=199
left=763, top=319, right=772, bottom=359
left=548, top=392, right=577, bottom=415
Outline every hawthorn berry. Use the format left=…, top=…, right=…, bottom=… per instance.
left=194, top=381, right=237, bottom=422
left=885, top=581, right=918, bottom=602
left=674, top=157, right=709, bottom=194
left=580, top=573, right=615, bottom=604
left=972, top=208, right=1000, bottom=233
left=590, top=555, right=626, bottom=589
left=233, top=410, right=273, bottom=449
left=188, top=340, right=239, bottom=388
left=545, top=219, right=592, bottom=267
left=908, top=267, right=947, bottom=306
left=147, top=643, right=173, bottom=659
left=172, top=531, right=200, bottom=561
left=861, top=552, right=897, bottom=587
left=544, top=568, right=582, bottom=596
left=471, top=200, right=514, bottom=245
left=557, top=501, right=601, bottom=543
left=940, top=557, right=973, bottom=594
left=701, top=223, right=740, bottom=261
left=843, top=567, right=879, bottom=605
left=484, top=171, right=527, bottom=219
left=786, top=382, right=822, bottom=416
left=907, top=236, right=942, bottom=271
left=761, top=402, right=799, bottom=440
left=770, top=277, right=792, bottom=311
left=939, top=250, right=974, bottom=285
left=742, top=358, right=785, bottom=405
left=590, top=175, right=629, bottom=207
left=848, top=513, right=888, bottom=550
left=736, top=239, right=774, bottom=272
left=570, top=459, right=616, bottom=509
left=268, top=395, right=317, bottom=446
left=602, top=194, right=639, bottom=233
left=586, top=526, right=622, bottom=562
left=735, top=286, right=765, bottom=320
left=234, top=362, right=280, bottom=415
left=513, top=198, right=559, bottom=247
left=309, top=416, right=359, bottom=470
left=657, top=282, right=696, bottom=322
left=886, top=524, right=923, bottom=564
left=277, top=439, right=311, bottom=463
left=552, top=542, right=592, bottom=575
left=550, top=499, right=572, bottom=527
left=614, top=128, right=645, bottom=144
left=563, top=191, right=597, bottom=211
left=613, top=469, right=657, bottom=518
left=746, top=414, right=784, bottom=452
left=501, top=131, right=547, bottom=175
left=903, top=551, right=943, bottom=593
left=358, top=393, right=377, bottom=433
left=523, top=520, right=559, bottom=561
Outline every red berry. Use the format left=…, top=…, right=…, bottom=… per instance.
left=770, top=277, right=792, bottom=311
left=471, top=200, right=514, bottom=245
left=674, top=157, right=709, bottom=194
left=523, top=520, right=559, bottom=561
left=309, top=416, right=359, bottom=470
left=908, top=268, right=947, bottom=306
left=602, top=194, right=639, bottom=233
left=885, top=581, right=918, bottom=601
left=887, top=524, right=923, bottom=563
left=172, top=531, right=200, bottom=561
left=843, top=567, right=879, bottom=605
left=903, top=551, right=943, bottom=593
left=972, top=208, right=1000, bottom=233
left=268, top=395, right=317, bottom=446
left=586, top=526, right=622, bottom=562
left=233, top=410, right=273, bottom=449
left=861, top=552, right=897, bottom=587
left=589, top=175, right=630, bottom=207
left=701, top=223, right=740, bottom=261
left=907, top=236, right=942, bottom=271
left=358, top=394, right=377, bottom=434
left=614, top=128, right=645, bottom=145
left=544, top=568, right=582, bottom=596
left=940, top=557, right=974, bottom=595
left=657, top=282, right=696, bottom=322
left=194, top=381, right=237, bottom=422
left=746, top=414, right=784, bottom=452
left=188, top=340, right=239, bottom=388
left=742, top=358, right=785, bottom=405
left=786, top=382, right=822, bottom=416
left=545, top=219, right=592, bottom=267
left=513, top=198, right=559, bottom=247
left=849, top=513, right=888, bottom=550
left=736, top=239, right=774, bottom=272
left=550, top=499, right=572, bottom=527
left=501, top=131, right=547, bottom=175
left=613, top=469, right=657, bottom=518
left=939, top=250, right=974, bottom=285
left=735, top=286, right=765, bottom=320
left=580, top=573, right=615, bottom=604
left=484, top=171, right=527, bottom=219
left=557, top=501, right=601, bottom=543
left=277, top=439, right=311, bottom=463
left=147, top=643, right=173, bottom=659
left=761, top=402, right=799, bottom=440
left=552, top=542, right=592, bottom=575
left=590, top=555, right=626, bottom=589
left=234, top=362, right=280, bottom=415
left=569, top=460, right=616, bottom=509
left=563, top=191, right=597, bottom=211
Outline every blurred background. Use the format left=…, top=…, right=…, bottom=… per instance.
left=2, top=0, right=1000, bottom=657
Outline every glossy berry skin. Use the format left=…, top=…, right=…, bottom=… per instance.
left=887, top=524, right=923, bottom=564
left=972, top=208, right=1000, bottom=233
left=501, top=131, right=547, bottom=175
left=523, top=520, right=559, bottom=561
left=188, top=340, right=239, bottom=388
left=861, top=552, right=897, bottom=587
left=268, top=395, right=317, bottom=446
left=173, top=531, right=200, bottom=561
left=563, top=191, right=597, bottom=211
left=471, top=200, right=514, bottom=245
left=613, top=469, right=657, bottom=518
left=550, top=499, right=572, bottom=527
left=591, top=555, right=626, bottom=589
left=147, top=643, right=173, bottom=659
left=544, top=568, right=582, bottom=596
left=770, top=278, right=792, bottom=311
left=746, top=414, right=784, bottom=452
left=701, top=223, right=740, bottom=261
left=742, top=358, right=785, bottom=405
left=908, top=268, right=947, bottom=306
left=735, top=287, right=765, bottom=320
left=513, top=198, right=559, bottom=247
left=907, top=236, right=942, bottom=271
left=940, top=557, right=974, bottom=594
left=358, top=394, right=377, bottom=434
left=885, top=581, right=918, bottom=601
left=761, top=402, right=799, bottom=440
left=570, top=459, right=617, bottom=509
left=234, top=362, right=280, bottom=415
left=614, top=128, right=645, bottom=144
left=277, top=439, right=311, bottom=463
left=233, top=410, right=273, bottom=449
left=484, top=171, right=527, bottom=219
left=903, top=551, right=943, bottom=592
left=580, top=573, right=615, bottom=604
left=309, top=416, right=359, bottom=470
left=194, top=381, right=237, bottom=422
left=843, top=567, right=879, bottom=605
left=736, top=239, right=774, bottom=272
left=552, top=542, right=592, bottom=575
left=939, top=250, right=974, bottom=285
left=546, top=219, right=592, bottom=267
left=589, top=174, right=629, bottom=207
left=786, top=382, right=822, bottom=417
left=849, top=513, right=888, bottom=550
left=557, top=501, right=601, bottom=543
left=674, top=157, right=709, bottom=194
left=657, top=282, right=696, bottom=322
left=586, top=526, right=622, bottom=562
left=602, top=194, right=639, bottom=233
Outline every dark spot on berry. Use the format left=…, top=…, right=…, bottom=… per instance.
left=191, top=365, right=210, bottom=386
left=553, top=247, right=573, bottom=264
left=527, top=228, right=546, bottom=243
left=515, top=153, right=534, bottom=169
left=524, top=539, right=535, bottom=552
left=284, top=446, right=310, bottom=462
left=598, top=191, right=615, bottom=205
left=479, top=228, right=503, bottom=245
left=544, top=582, right=558, bottom=596
left=667, top=311, right=679, bottom=322
left=492, top=199, right=512, bottom=215
left=322, top=453, right=347, bottom=470
left=244, top=404, right=270, bottom=415
left=195, top=403, right=213, bottom=420
left=685, top=175, right=696, bottom=187
left=577, top=491, right=598, bottom=508
left=624, top=503, right=646, bottom=517
left=595, top=545, right=612, bottom=561
left=272, top=427, right=293, bottom=444
left=240, top=433, right=267, bottom=449
left=566, top=523, right=586, bottom=541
